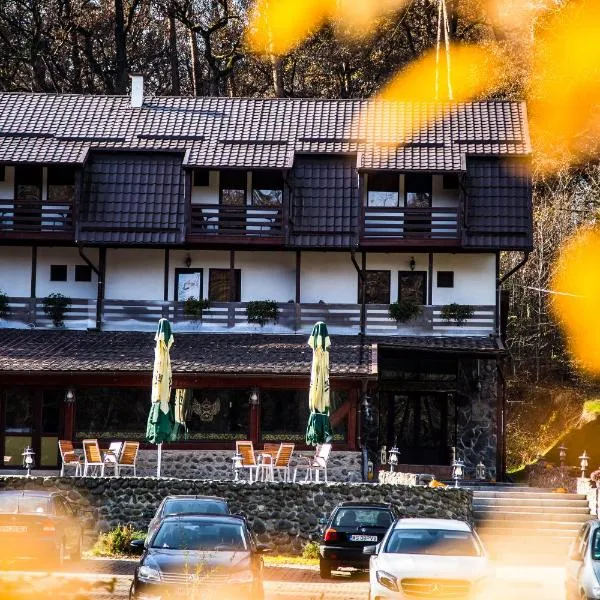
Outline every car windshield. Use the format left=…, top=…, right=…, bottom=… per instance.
left=332, top=508, right=393, bottom=528
left=0, top=495, right=49, bottom=514
left=592, top=530, right=600, bottom=560
left=384, top=529, right=481, bottom=557
left=152, top=520, right=247, bottom=551
left=163, top=500, right=228, bottom=517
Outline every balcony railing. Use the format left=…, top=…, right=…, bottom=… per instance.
left=363, top=207, right=459, bottom=240
left=5, top=297, right=496, bottom=336
left=0, top=201, right=74, bottom=234
left=189, top=205, right=283, bottom=239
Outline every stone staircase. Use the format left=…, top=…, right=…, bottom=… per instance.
left=472, top=485, right=591, bottom=564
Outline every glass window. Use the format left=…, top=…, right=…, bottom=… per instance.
left=437, top=271, right=454, bottom=288
left=47, top=167, right=75, bottom=203
left=152, top=521, right=247, bottom=551
left=252, top=170, right=283, bottom=206
left=42, top=390, right=60, bottom=433
left=591, top=530, right=600, bottom=560
left=384, top=529, right=481, bottom=557
left=405, top=174, right=432, bottom=208
left=209, top=269, right=241, bottom=302
left=359, top=270, right=390, bottom=304
left=75, top=265, right=92, bottom=282
left=367, top=173, right=399, bottom=207
left=5, top=390, right=34, bottom=433
left=15, top=165, right=42, bottom=203
left=220, top=170, right=246, bottom=206
left=398, top=272, right=427, bottom=304
left=333, top=508, right=394, bottom=528
left=175, top=268, right=203, bottom=301
left=185, top=389, right=249, bottom=441
left=193, top=169, right=210, bottom=187
left=50, top=264, right=67, bottom=281
left=75, top=388, right=148, bottom=440
left=163, top=499, right=229, bottom=516
left=443, top=174, right=459, bottom=190
left=0, top=165, right=4, bottom=182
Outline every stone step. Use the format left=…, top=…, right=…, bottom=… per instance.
left=473, top=491, right=586, bottom=500
left=474, top=509, right=590, bottom=521
left=478, top=527, right=579, bottom=539
left=473, top=497, right=589, bottom=508
left=477, top=519, right=583, bottom=532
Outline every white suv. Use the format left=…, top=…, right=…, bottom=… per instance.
left=364, top=518, right=489, bottom=599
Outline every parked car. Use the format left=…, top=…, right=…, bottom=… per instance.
left=566, top=519, right=600, bottom=600
left=364, top=518, right=489, bottom=600
left=0, top=490, right=83, bottom=568
left=129, top=514, right=268, bottom=600
left=314, top=501, right=398, bottom=578
left=146, top=495, right=230, bottom=540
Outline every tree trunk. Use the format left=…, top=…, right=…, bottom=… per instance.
left=167, top=5, right=180, bottom=95
left=114, top=0, right=128, bottom=94
left=189, top=28, right=202, bottom=96
left=270, top=54, right=284, bottom=97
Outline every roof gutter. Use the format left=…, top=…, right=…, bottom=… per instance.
left=78, top=245, right=105, bottom=331
left=498, top=251, right=530, bottom=286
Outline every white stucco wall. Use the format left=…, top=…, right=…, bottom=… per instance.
left=236, top=251, right=295, bottom=302
left=366, top=253, right=429, bottom=303
left=0, top=166, right=14, bottom=201
left=36, top=247, right=98, bottom=299
left=168, top=250, right=230, bottom=301
left=432, top=253, right=496, bottom=306
left=300, top=253, right=358, bottom=303
left=431, top=175, right=459, bottom=208
left=105, top=249, right=164, bottom=301
left=0, top=246, right=32, bottom=296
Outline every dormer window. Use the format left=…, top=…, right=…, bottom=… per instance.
left=220, top=170, right=246, bottom=206
left=252, top=170, right=283, bottom=206
left=47, top=167, right=75, bottom=203
left=405, top=174, right=432, bottom=208
left=367, top=173, right=399, bottom=207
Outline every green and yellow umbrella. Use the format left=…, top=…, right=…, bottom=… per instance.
left=146, top=318, right=175, bottom=477
left=305, top=322, right=334, bottom=446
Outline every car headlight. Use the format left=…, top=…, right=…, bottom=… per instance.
left=138, top=566, right=161, bottom=583
left=228, top=571, right=255, bottom=584
left=376, top=570, right=399, bottom=592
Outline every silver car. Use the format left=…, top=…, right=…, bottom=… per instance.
left=566, top=519, right=600, bottom=600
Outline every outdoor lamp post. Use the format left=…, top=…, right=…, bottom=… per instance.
left=559, top=444, right=568, bottom=468
left=22, top=447, right=35, bottom=477
left=452, top=457, right=465, bottom=488
left=580, top=451, right=590, bottom=478
left=388, top=446, right=399, bottom=472
left=475, top=460, right=486, bottom=481
left=232, top=451, right=243, bottom=481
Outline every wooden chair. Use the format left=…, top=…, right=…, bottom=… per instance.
left=262, top=443, right=280, bottom=458
left=116, top=441, right=139, bottom=476
left=82, top=439, right=105, bottom=476
left=235, top=440, right=258, bottom=482
left=58, top=440, right=82, bottom=477
left=293, top=443, right=332, bottom=483
left=271, top=443, right=295, bottom=482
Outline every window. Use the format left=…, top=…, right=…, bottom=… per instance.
left=15, top=165, right=42, bottom=203
left=50, top=264, right=67, bottom=281
left=367, top=172, right=399, bottom=207
left=252, top=170, right=283, bottom=206
left=358, top=270, right=391, bottom=304
left=398, top=271, right=427, bottom=304
left=0, top=165, right=5, bottom=182
left=193, top=169, right=210, bottom=187
left=405, top=174, right=432, bottom=208
left=443, top=174, right=459, bottom=190
left=437, top=271, right=454, bottom=288
left=209, top=268, right=241, bottom=302
left=175, top=268, right=203, bottom=301
left=75, top=265, right=92, bottom=282
left=220, top=170, right=246, bottom=206
left=47, top=167, right=75, bottom=203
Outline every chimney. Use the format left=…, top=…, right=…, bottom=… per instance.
left=130, top=74, right=144, bottom=108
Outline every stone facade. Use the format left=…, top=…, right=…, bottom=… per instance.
left=456, top=359, right=498, bottom=479
left=0, top=476, right=473, bottom=554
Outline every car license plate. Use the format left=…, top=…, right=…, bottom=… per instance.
left=0, top=525, right=27, bottom=533
left=349, top=534, right=377, bottom=542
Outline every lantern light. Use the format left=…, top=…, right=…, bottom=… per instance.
left=232, top=451, right=243, bottom=481
left=580, top=451, right=590, bottom=478
left=388, top=446, right=400, bottom=472
left=21, top=447, right=35, bottom=477
left=249, top=388, right=260, bottom=406
left=452, top=457, right=465, bottom=488
left=475, top=460, right=486, bottom=481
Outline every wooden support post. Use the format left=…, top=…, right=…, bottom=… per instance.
left=428, top=252, right=434, bottom=305
left=228, top=250, right=236, bottom=327
left=30, top=246, right=37, bottom=325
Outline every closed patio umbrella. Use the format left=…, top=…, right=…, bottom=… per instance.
left=305, top=321, right=334, bottom=446
left=146, top=318, right=175, bottom=477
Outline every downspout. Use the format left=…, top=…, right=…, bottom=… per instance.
left=498, top=250, right=530, bottom=287
left=496, top=250, right=530, bottom=336
left=350, top=247, right=366, bottom=336
left=78, top=245, right=103, bottom=331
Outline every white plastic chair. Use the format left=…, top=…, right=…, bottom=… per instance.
left=293, top=443, right=332, bottom=483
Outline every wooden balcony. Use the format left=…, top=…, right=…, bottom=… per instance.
left=188, top=204, right=284, bottom=244
left=0, top=201, right=74, bottom=240
left=362, top=207, right=460, bottom=246
left=5, top=297, right=496, bottom=336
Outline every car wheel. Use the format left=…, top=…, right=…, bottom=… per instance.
left=319, top=558, right=332, bottom=579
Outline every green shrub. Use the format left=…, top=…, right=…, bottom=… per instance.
left=246, top=300, right=279, bottom=326
left=388, top=298, right=421, bottom=323
left=440, top=303, right=474, bottom=326
left=92, top=524, right=146, bottom=557
left=302, top=541, right=320, bottom=560
left=42, top=292, right=71, bottom=327
left=0, top=291, right=8, bottom=319
left=183, top=296, right=210, bottom=320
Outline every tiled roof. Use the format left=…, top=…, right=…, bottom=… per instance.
left=0, top=329, right=502, bottom=376
left=0, top=95, right=530, bottom=170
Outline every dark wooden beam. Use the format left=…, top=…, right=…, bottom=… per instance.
left=295, top=250, right=301, bottom=304
left=164, top=249, right=170, bottom=301
left=428, top=253, right=433, bottom=305
left=30, top=246, right=37, bottom=298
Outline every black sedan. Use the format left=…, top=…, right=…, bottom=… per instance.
left=129, top=514, right=269, bottom=600
left=0, top=490, right=83, bottom=568
left=314, top=501, right=397, bottom=578
left=146, top=495, right=230, bottom=540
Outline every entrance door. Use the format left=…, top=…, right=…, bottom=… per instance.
left=1, top=389, right=62, bottom=469
left=386, top=393, right=455, bottom=465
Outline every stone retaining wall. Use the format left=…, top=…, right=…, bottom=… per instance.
left=0, top=476, right=472, bottom=554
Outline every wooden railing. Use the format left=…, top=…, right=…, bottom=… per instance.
left=4, top=298, right=496, bottom=335
left=363, top=207, right=459, bottom=239
left=189, top=205, right=283, bottom=238
left=0, top=201, right=74, bottom=233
